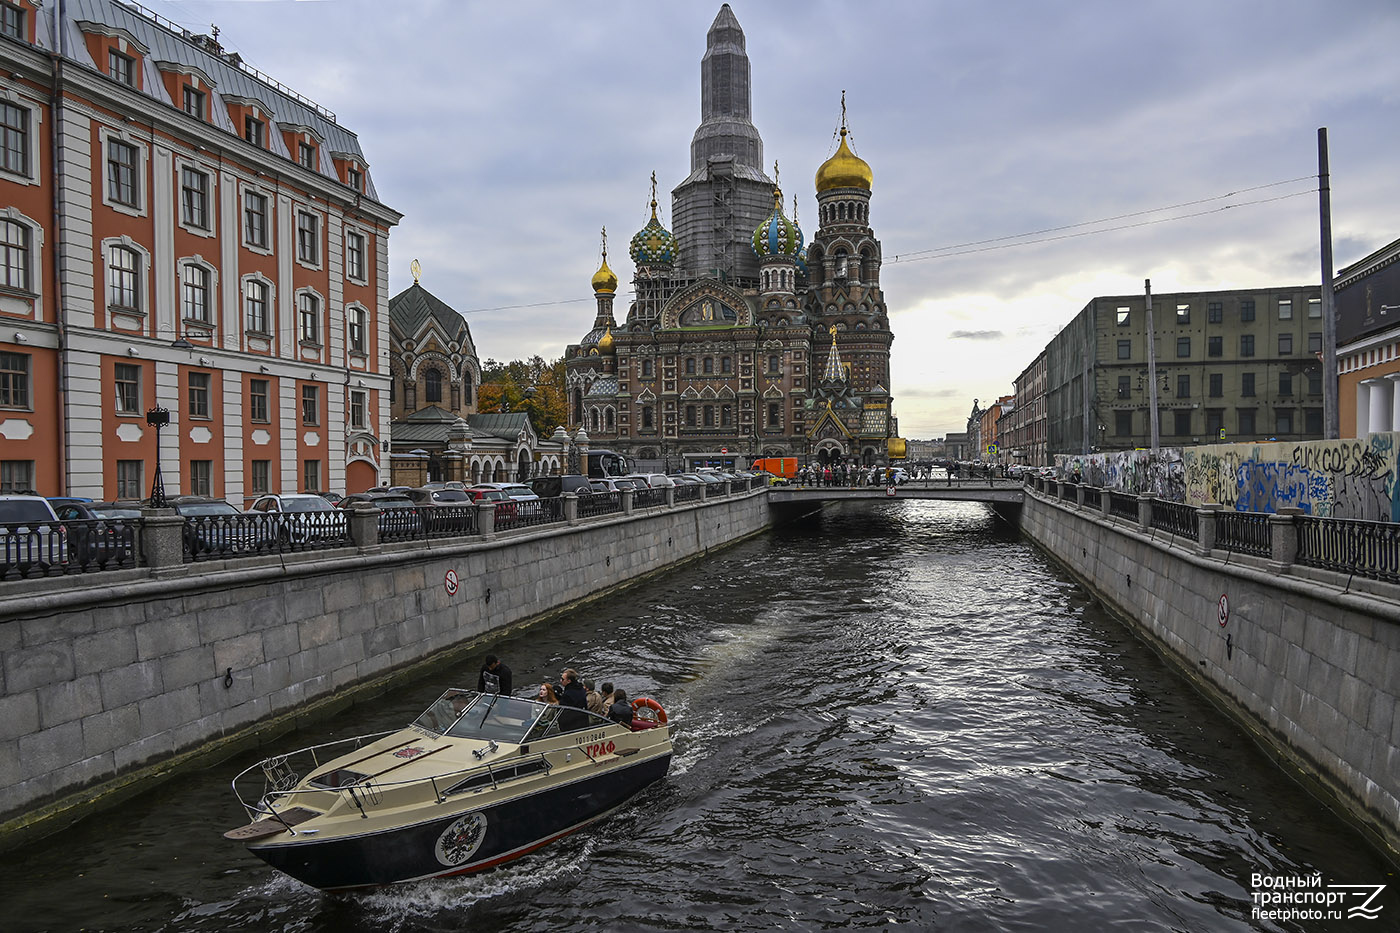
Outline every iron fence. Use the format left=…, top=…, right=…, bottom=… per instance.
left=377, top=507, right=428, bottom=543
left=0, top=520, right=71, bottom=580
left=1297, top=516, right=1400, bottom=583
left=495, top=497, right=565, bottom=532
left=579, top=492, right=622, bottom=518
left=1082, top=486, right=1102, bottom=510
left=1108, top=491, right=1139, bottom=522
left=632, top=488, right=667, bottom=509
left=62, top=518, right=140, bottom=574
left=423, top=505, right=478, bottom=539
left=1150, top=500, right=1199, bottom=539
left=1217, top=510, right=1271, bottom=557
left=674, top=484, right=702, bottom=503
left=183, top=513, right=270, bottom=561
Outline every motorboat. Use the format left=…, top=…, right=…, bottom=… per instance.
left=224, top=689, right=672, bottom=890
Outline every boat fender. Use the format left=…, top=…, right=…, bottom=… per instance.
left=631, top=697, right=668, bottom=724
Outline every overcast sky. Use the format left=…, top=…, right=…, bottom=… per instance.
left=150, top=0, right=1400, bottom=438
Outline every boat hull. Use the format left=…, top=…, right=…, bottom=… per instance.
left=247, top=751, right=671, bottom=890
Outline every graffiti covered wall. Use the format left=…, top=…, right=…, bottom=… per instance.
left=1182, top=433, right=1398, bottom=520
left=1054, top=448, right=1185, bottom=500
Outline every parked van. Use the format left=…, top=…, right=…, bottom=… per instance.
left=529, top=475, right=593, bottom=498
left=751, top=457, right=797, bottom=479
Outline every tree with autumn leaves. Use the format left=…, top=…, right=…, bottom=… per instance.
left=476, top=355, right=569, bottom=439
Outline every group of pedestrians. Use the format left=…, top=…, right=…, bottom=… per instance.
left=478, top=656, right=635, bottom=727
left=795, top=464, right=891, bottom=487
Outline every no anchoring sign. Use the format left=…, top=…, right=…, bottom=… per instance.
left=445, top=569, right=460, bottom=597
left=1218, top=593, right=1229, bottom=627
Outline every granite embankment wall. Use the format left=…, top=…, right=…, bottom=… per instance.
left=0, top=490, right=771, bottom=842
left=1019, top=488, right=1400, bottom=860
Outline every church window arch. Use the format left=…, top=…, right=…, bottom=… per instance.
left=573, top=391, right=583, bottom=425
left=685, top=357, right=696, bottom=375
left=703, top=356, right=714, bottom=374
left=721, top=356, right=732, bottom=373
left=767, top=353, right=780, bottom=374
left=605, top=407, right=614, bottom=430
left=589, top=408, right=600, bottom=432
left=641, top=405, right=654, bottom=429
left=641, top=358, right=653, bottom=377
left=837, top=202, right=846, bottom=221
left=835, top=248, right=848, bottom=279
left=424, top=368, right=443, bottom=404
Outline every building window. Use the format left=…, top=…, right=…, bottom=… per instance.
left=1207, top=301, right=1222, bottom=324
left=1, top=2, right=26, bottom=40
left=180, top=167, right=209, bottom=229
left=188, top=460, right=212, bottom=497
left=1176, top=337, right=1190, bottom=358
left=243, top=191, right=269, bottom=249
left=767, top=354, right=780, bottom=373
left=348, top=307, right=367, bottom=354
left=296, top=211, right=319, bottom=264
left=107, top=139, right=138, bottom=207
left=349, top=389, right=366, bottom=429
left=1173, top=410, right=1192, bottom=436
left=0, top=459, right=34, bottom=493
left=641, top=406, right=653, bottom=428
left=182, top=264, right=211, bottom=323
left=107, top=244, right=140, bottom=310
left=1275, top=409, right=1294, bottom=434
left=703, top=357, right=714, bottom=375
left=1176, top=303, right=1190, bottom=324
left=347, top=165, right=362, bottom=191
left=114, top=362, right=141, bottom=414
left=249, top=378, right=269, bottom=422
left=1208, top=336, right=1222, bottom=357
left=1177, top=374, right=1190, bottom=398
left=1278, top=298, right=1292, bottom=320
left=1240, top=299, right=1255, bottom=322
left=116, top=460, right=143, bottom=499
left=1241, top=372, right=1255, bottom=397
left=1206, top=409, right=1224, bottom=437
left=1279, top=333, right=1293, bottom=355
left=685, top=404, right=697, bottom=427
left=685, top=358, right=696, bottom=375
left=721, top=356, right=732, bottom=373
left=188, top=371, right=210, bottom=419
left=1308, top=298, right=1321, bottom=318
left=1114, top=410, right=1133, bottom=436
left=1116, top=340, right=1131, bottom=360
left=1279, top=372, right=1292, bottom=397
left=245, top=116, right=266, bottom=148
left=1240, top=334, right=1255, bottom=357
left=424, top=368, right=442, bottom=404
left=1238, top=408, right=1256, bottom=434
left=721, top=404, right=732, bottom=427
left=346, top=231, right=366, bottom=281
left=298, top=142, right=316, bottom=170
left=703, top=404, right=714, bottom=427
left=1117, top=375, right=1130, bottom=398
left=108, top=49, right=135, bottom=87
left=301, top=384, right=319, bottom=425
left=767, top=401, right=781, bottom=428
left=245, top=279, right=269, bottom=333
left=182, top=86, right=205, bottom=120
left=1308, top=332, right=1322, bottom=354
left=0, top=350, right=29, bottom=408
left=1209, top=373, right=1223, bottom=397
left=641, top=359, right=653, bottom=378
left=1, top=218, right=29, bottom=291
left=1305, top=408, right=1323, bottom=433
left=250, top=459, right=270, bottom=495
left=0, top=101, right=28, bottom=175
left=298, top=293, right=320, bottom=344
left=1307, top=368, right=1322, bottom=395
left=1116, top=306, right=1130, bottom=326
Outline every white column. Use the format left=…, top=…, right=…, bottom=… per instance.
left=1363, top=378, right=1389, bottom=436
left=1357, top=381, right=1372, bottom=436
left=1388, top=373, right=1400, bottom=433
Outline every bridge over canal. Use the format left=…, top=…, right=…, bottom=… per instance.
left=767, top=480, right=1024, bottom=506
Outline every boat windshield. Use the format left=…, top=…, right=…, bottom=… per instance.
left=413, top=690, right=547, bottom=743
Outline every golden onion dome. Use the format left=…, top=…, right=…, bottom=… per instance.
left=597, top=325, right=614, bottom=354
left=591, top=255, right=618, bottom=294
left=815, top=127, right=872, bottom=193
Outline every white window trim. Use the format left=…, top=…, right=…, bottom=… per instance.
left=349, top=388, right=368, bottom=430
left=238, top=181, right=273, bottom=255
left=343, top=225, right=368, bottom=284
left=345, top=300, right=369, bottom=356
left=174, top=157, right=217, bottom=238
left=176, top=255, right=219, bottom=328
left=240, top=271, right=276, bottom=336
left=0, top=206, right=43, bottom=309
left=101, top=235, right=150, bottom=317
left=98, top=125, right=148, bottom=218
left=295, top=286, right=324, bottom=347
left=0, top=86, right=42, bottom=186
left=294, top=207, right=323, bottom=271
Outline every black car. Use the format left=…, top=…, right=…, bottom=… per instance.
left=53, top=501, right=140, bottom=565
left=339, top=492, right=424, bottom=537
left=167, top=497, right=261, bottom=557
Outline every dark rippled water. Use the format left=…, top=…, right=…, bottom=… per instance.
left=3, top=501, right=1396, bottom=931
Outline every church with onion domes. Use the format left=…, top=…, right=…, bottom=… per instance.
left=565, top=4, right=896, bottom=470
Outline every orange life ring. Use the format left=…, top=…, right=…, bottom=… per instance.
left=630, top=697, right=668, bottom=724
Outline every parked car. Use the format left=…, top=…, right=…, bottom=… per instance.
left=53, top=501, right=140, bottom=564
left=529, top=475, right=594, bottom=499
left=683, top=472, right=724, bottom=486
left=168, top=496, right=258, bottom=556
left=624, top=473, right=675, bottom=489
left=473, top=483, right=541, bottom=514
left=0, top=494, right=68, bottom=571
left=247, top=493, right=344, bottom=544
left=406, top=487, right=473, bottom=506
left=339, top=491, right=424, bottom=537
left=463, top=485, right=516, bottom=519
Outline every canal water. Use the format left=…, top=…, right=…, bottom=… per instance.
left=2, top=500, right=1395, bottom=931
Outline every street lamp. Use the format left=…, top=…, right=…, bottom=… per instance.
left=146, top=407, right=171, bottom=507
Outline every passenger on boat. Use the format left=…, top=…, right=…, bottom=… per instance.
left=599, top=682, right=616, bottom=714
left=607, top=688, right=634, bottom=727
left=558, top=669, right=590, bottom=731
left=539, top=683, right=560, bottom=704
left=584, top=679, right=604, bottom=714
left=478, top=655, right=513, bottom=695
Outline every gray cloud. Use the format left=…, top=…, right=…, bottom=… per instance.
left=949, top=330, right=1004, bottom=341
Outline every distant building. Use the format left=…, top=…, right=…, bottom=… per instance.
left=564, top=6, right=896, bottom=472
left=0, top=0, right=401, bottom=500
left=1044, top=286, right=1325, bottom=455
left=1005, top=350, right=1047, bottom=465
left=978, top=395, right=1013, bottom=462
left=1335, top=236, right=1400, bottom=436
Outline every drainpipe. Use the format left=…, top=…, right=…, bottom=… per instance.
left=49, top=0, right=69, bottom=494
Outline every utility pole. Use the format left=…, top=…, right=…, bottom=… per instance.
left=1318, top=128, right=1339, bottom=439
left=1145, top=278, right=1159, bottom=453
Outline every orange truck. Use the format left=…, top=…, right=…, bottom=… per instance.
left=751, top=457, right=797, bottom=480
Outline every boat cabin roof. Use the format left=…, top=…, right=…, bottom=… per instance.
left=414, top=689, right=613, bottom=743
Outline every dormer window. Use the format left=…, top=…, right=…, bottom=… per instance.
left=245, top=116, right=265, bottom=147
left=297, top=141, right=316, bottom=170
left=348, top=165, right=362, bottom=191
left=182, top=85, right=206, bottom=120
left=108, top=50, right=136, bottom=86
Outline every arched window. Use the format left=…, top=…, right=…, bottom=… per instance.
left=685, top=405, right=697, bottom=427
left=463, top=378, right=473, bottom=406
left=838, top=202, right=846, bottom=221
left=703, top=357, right=714, bottom=374
left=768, top=354, right=780, bottom=373
left=573, top=391, right=583, bottom=425
left=835, top=249, right=848, bottom=279
left=685, top=358, right=696, bottom=375
left=590, top=408, right=600, bottom=432
left=641, top=358, right=653, bottom=377
left=605, top=408, right=614, bottom=430
left=1, top=219, right=31, bottom=290
left=721, top=356, right=732, bottom=373
left=424, top=368, right=442, bottom=403
left=642, top=406, right=654, bottom=428
left=703, top=405, right=714, bottom=427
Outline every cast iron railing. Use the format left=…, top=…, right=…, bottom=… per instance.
left=1297, top=515, right=1400, bottom=583
left=1150, top=500, right=1199, bottom=539
left=1215, top=511, right=1272, bottom=557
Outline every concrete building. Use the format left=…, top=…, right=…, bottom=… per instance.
left=1335, top=235, right=1400, bottom=436
left=1044, top=286, right=1325, bottom=455
left=564, top=5, right=896, bottom=472
left=0, top=0, right=399, bottom=500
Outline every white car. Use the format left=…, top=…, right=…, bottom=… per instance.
left=247, top=493, right=342, bottom=544
left=624, top=473, right=675, bottom=489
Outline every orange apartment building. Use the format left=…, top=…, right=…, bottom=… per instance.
left=0, top=0, right=400, bottom=501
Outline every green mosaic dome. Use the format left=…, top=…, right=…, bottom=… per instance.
left=630, top=201, right=678, bottom=266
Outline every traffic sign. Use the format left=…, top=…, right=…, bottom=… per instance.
left=1218, top=593, right=1229, bottom=627
left=444, top=569, right=460, bottom=597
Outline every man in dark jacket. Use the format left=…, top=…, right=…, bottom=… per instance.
left=478, top=655, right=512, bottom=695
left=607, top=688, right=633, bottom=727
left=557, top=668, right=589, bottom=731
